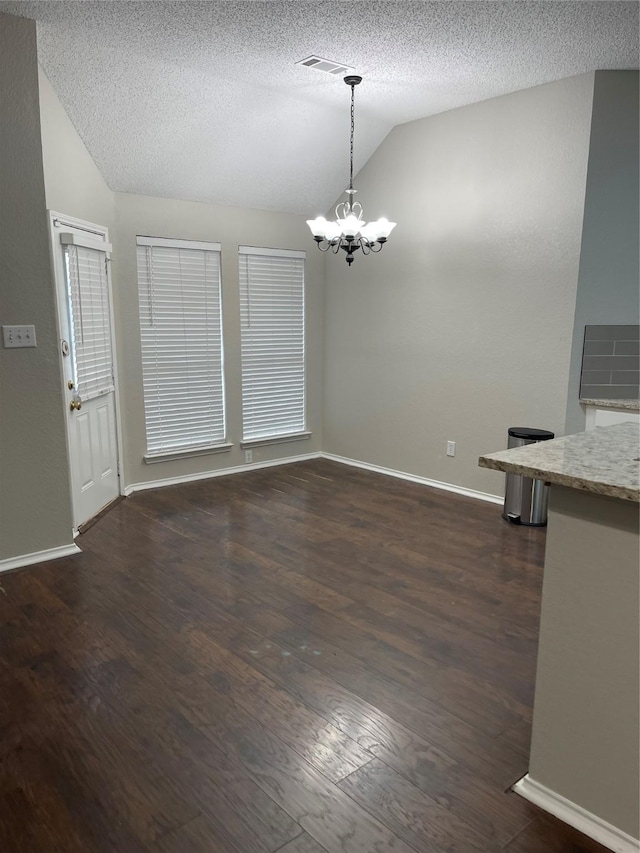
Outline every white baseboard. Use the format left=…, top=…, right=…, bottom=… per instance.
left=125, top=450, right=502, bottom=506
left=321, top=452, right=503, bottom=505
left=124, top=452, right=323, bottom=495
left=0, top=543, right=81, bottom=575
left=514, top=774, right=640, bottom=853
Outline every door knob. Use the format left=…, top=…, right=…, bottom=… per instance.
left=70, top=399, right=82, bottom=411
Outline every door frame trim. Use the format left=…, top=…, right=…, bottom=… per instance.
left=47, top=210, right=125, bottom=535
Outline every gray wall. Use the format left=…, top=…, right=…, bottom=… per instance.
left=0, top=13, right=72, bottom=560
left=114, top=193, right=324, bottom=489
left=323, top=74, right=594, bottom=497
left=529, top=485, right=639, bottom=838
left=565, top=71, right=640, bottom=433
left=38, top=67, right=115, bottom=229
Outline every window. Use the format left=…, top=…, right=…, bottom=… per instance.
left=136, top=236, right=227, bottom=459
left=62, top=236, right=114, bottom=401
left=239, top=246, right=307, bottom=444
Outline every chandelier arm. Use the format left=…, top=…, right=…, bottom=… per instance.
left=357, top=240, right=387, bottom=256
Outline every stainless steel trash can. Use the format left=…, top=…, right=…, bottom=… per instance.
left=503, top=427, right=555, bottom=526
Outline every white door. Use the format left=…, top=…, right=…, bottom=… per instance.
left=50, top=214, right=121, bottom=530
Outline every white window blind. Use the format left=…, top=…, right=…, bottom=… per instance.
left=239, top=247, right=305, bottom=442
left=63, top=243, right=114, bottom=401
left=136, top=238, right=225, bottom=457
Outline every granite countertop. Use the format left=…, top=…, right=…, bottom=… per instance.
left=580, top=398, right=640, bottom=411
left=478, top=422, right=640, bottom=502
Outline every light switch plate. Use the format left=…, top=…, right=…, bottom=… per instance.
left=2, top=325, right=37, bottom=348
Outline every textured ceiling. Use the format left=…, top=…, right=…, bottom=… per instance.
left=1, top=1, right=638, bottom=215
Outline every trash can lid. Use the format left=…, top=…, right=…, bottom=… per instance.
left=508, top=427, right=555, bottom=440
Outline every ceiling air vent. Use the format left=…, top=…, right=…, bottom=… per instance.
left=295, top=55, right=355, bottom=76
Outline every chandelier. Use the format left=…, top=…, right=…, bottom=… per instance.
left=307, top=75, right=396, bottom=266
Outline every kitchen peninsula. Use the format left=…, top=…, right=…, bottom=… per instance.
left=479, top=422, right=640, bottom=853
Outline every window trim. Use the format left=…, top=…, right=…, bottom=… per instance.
left=239, top=431, right=311, bottom=450
left=143, top=442, right=233, bottom=464
left=238, top=245, right=305, bottom=259
left=137, top=235, right=221, bottom=252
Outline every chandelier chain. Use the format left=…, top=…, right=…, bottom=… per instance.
left=349, top=82, right=355, bottom=192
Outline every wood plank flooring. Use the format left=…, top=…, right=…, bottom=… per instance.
left=0, top=459, right=610, bottom=852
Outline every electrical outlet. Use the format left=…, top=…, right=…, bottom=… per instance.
left=244, top=450, right=253, bottom=464
left=446, top=440, right=456, bottom=457
left=2, top=325, right=37, bottom=348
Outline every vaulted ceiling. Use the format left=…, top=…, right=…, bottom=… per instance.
left=1, top=1, right=638, bottom=214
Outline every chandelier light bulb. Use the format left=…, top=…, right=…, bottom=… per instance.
left=306, top=216, right=329, bottom=237
left=324, top=220, right=342, bottom=241
left=359, top=222, right=379, bottom=243
left=339, top=213, right=363, bottom=238
left=371, top=218, right=397, bottom=241
left=306, top=75, right=396, bottom=266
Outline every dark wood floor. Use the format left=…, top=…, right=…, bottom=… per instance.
left=0, top=459, right=609, bottom=852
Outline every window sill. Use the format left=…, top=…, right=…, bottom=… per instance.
left=240, top=432, right=311, bottom=450
left=144, top=442, right=233, bottom=464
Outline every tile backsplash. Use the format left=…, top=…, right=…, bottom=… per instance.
left=580, top=324, right=640, bottom=400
